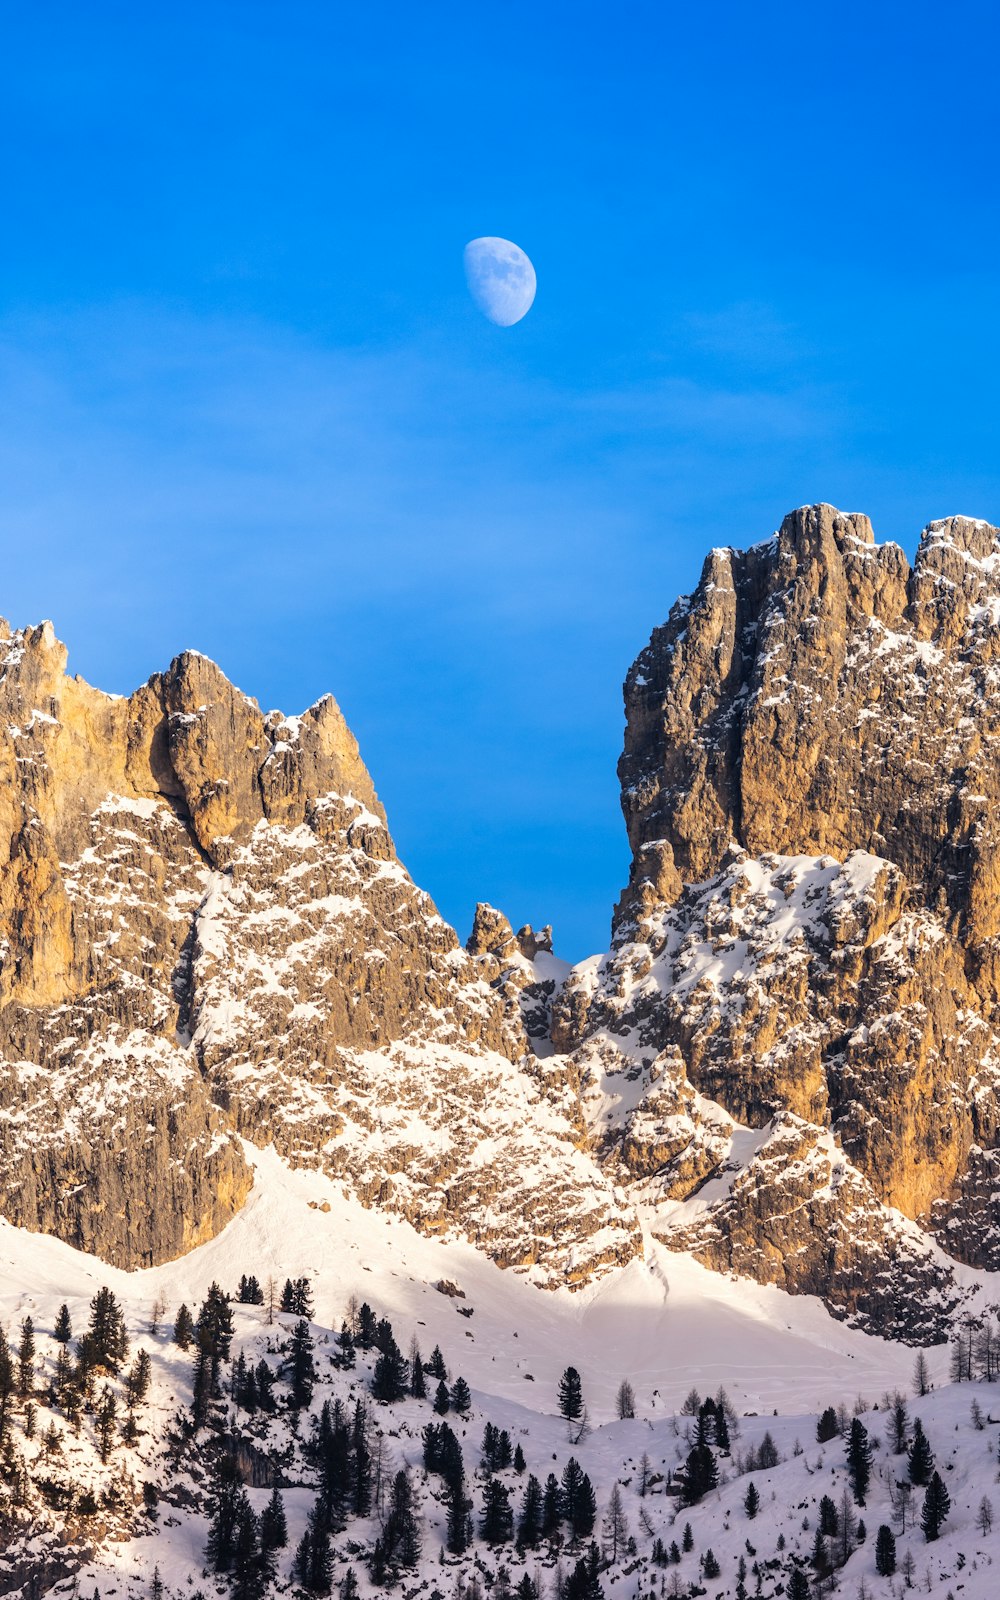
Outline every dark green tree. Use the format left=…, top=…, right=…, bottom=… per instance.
left=54, top=1305, right=72, bottom=1346
left=518, top=1473, right=542, bottom=1548
left=173, top=1303, right=195, bottom=1350
left=703, top=1549, right=721, bottom=1579
left=289, top=1319, right=316, bottom=1409
left=371, top=1336, right=407, bottom=1404
left=557, top=1366, right=584, bottom=1421
left=450, top=1374, right=472, bottom=1414
left=481, top=1477, right=514, bottom=1544
left=875, top=1523, right=896, bottom=1576
left=681, top=1441, right=718, bottom=1505
left=83, top=1288, right=129, bottom=1373
left=816, top=1406, right=838, bottom=1442
left=921, top=1471, right=951, bottom=1542
left=819, top=1494, right=838, bottom=1536
left=786, top=1568, right=810, bottom=1600
left=426, top=1343, right=447, bottom=1379
left=260, top=1486, right=288, bottom=1551
left=16, top=1318, right=35, bottom=1399
left=434, top=1379, right=450, bottom=1414
left=744, top=1479, right=759, bottom=1519
left=908, top=1417, right=934, bottom=1486
left=847, top=1417, right=873, bottom=1504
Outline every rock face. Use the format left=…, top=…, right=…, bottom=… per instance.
left=5, top=502, right=1000, bottom=1338
left=0, top=624, right=637, bottom=1281
left=558, top=504, right=1000, bottom=1336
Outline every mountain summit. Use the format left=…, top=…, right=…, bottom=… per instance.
left=4, top=505, right=1000, bottom=1343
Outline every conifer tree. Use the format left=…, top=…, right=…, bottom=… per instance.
left=681, top=1521, right=693, bottom=1552
left=451, top=1374, right=472, bottom=1414
left=289, top=1318, right=316, bottom=1409
left=83, top=1287, right=129, bottom=1373
left=54, top=1305, right=72, bottom=1345
left=173, top=1303, right=195, bottom=1350
left=875, top=1523, right=896, bottom=1575
left=703, top=1549, right=721, bottom=1579
left=16, top=1318, right=35, bottom=1399
left=819, top=1494, right=838, bottom=1535
left=260, top=1486, right=288, bottom=1550
left=371, top=1335, right=408, bottom=1403
left=426, top=1343, right=447, bottom=1379
left=921, top=1471, right=951, bottom=1541
left=557, top=1366, right=584, bottom=1421
left=816, top=1406, right=838, bottom=1442
left=542, top=1471, right=561, bottom=1538
left=96, top=1385, right=117, bottom=1464
left=513, top=1441, right=526, bottom=1473
left=383, top=1469, right=421, bottom=1568
left=847, top=1417, right=873, bottom=1504
left=481, top=1477, right=514, bottom=1543
left=434, top=1378, right=450, bottom=1414
left=786, top=1569, right=809, bottom=1600
left=125, top=1349, right=152, bottom=1407
left=744, top=1479, right=759, bottom=1519
left=518, top=1473, right=543, bottom=1548
left=908, top=1417, right=934, bottom=1486
left=196, top=1283, right=234, bottom=1391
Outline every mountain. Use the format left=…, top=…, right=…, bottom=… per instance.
left=6, top=505, right=1000, bottom=1342
left=7, top=503, right=1000, bottom=1596
left=0, top=621, right=638, bottom=1288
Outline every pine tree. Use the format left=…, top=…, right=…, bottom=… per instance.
left=703, top=1549, right=721, bottom=1579
left=542, top=1471, right=561, bottom=1537
left=260, top=1486, right=288, bottom=1550
left=907, top=1417, right=934, bottom=1486
left=816, top=1405, right=838, bottom=1442
left=513, top=1441, right=526, bottom=1473
left=558, top=1366, right=584, bottom=1421
left=205, top=1461, right=242, bottom=1571
left=875, top=1523, right=896, bottom=1576
left=95, top=1385, right=117, bottom=1463
left=230, top=1497, right=262, bottom=1600
left=913, top=1350, right=930, bottom=1397
left=289, top=1319, right=316, bottom=1409
left=450, top=1374, right=472, bottom=1414
left=341, top=1568, right=360, bottom=1600
left=681, top=1521, right=693, bottom=1552
left=681, top=1441, right=717, bottom=1505
left=847, top=1417, right=873, bottom=1504
left=434, top=1378, right=450, bottom=1414
left=196, top=1283, right=234, bottom=1391
left=173, top=1303, right=195, bottom=1350
left=786, top=1569, right=809, bottom=1600
left=125, top=1349, right=152, bottom=1407
left=744, top=1479, right=759, bottom=1519
left=819, top=1494, right=838, bottom=1536
left=16, top=1318, right=35, bottom=1399
left=482, top=1477, right=515, bottom=1543
left=54, top=1304, right=72, bottom=1345
left=518, top=1473, right=543, bottom=1548
left=383, top=1469, right=421, bottom=1568
left=921, top=1471, right=951, bottom=1542
left=356, top=1302, right=378, bottom=1348
left=83, top=1287, right=129, bottom=1373
left=890, top=1392, right=909, bottom=1453
left=371, top=1336, right=408, bottom=1403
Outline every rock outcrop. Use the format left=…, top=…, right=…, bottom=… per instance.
left=558, top=504, right=1000, bottom=1337
left=0, top=623, right=637, bottom=1282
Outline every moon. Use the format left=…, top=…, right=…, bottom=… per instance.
left=463, top=237, right=536, bottom=326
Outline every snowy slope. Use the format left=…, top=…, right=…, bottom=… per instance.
left=7, top=1148, right=1000, bottom=1598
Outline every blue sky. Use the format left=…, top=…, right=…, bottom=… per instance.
left=1, top=2, right=997, bottom=956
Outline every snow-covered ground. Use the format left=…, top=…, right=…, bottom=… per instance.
left=4, top=1148, right=1000, bottom=1597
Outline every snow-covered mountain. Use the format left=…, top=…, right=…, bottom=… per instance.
left=6, top=503, right=1000, bottom=1594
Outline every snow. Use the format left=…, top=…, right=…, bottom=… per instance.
left=8, top=1146, right=1000, bottom=1596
